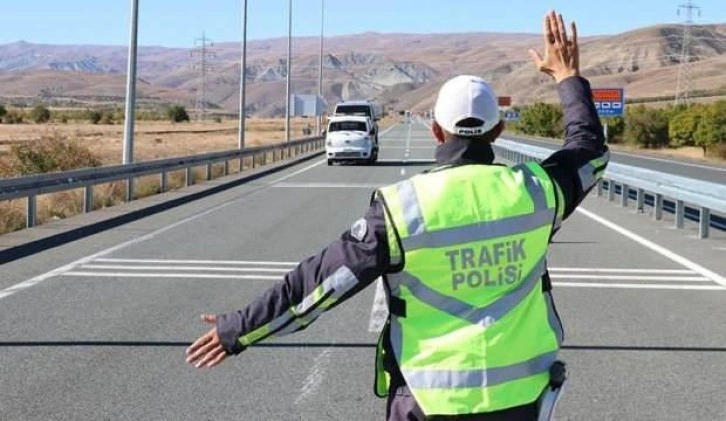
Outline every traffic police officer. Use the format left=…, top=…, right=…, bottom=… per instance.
left=187, top=10, right=609, bottom=420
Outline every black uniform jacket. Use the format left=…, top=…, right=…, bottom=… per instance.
left=215, top=75, right=609, bottom=420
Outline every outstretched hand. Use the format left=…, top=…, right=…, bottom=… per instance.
left=186, top=313, right=228, bottom=369
left=529, top=10, right=580, bottom=83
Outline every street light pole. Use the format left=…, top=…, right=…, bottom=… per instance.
left=122, top=0, right=139, bottom=202
left=316, top=0, right=324, bottom=135
left=238, top=0, right=248, bottom=149
left=285, top=0, right=292, bottom=142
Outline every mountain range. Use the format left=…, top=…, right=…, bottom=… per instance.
left=0, top=23, right=725, bottom=117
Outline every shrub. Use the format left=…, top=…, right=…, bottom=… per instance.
left=29, top=105, right=51, bottom=123
left=516, top=102, right=564, bottom=138
left=166, top=105, right=190, bottom=123
left=7, top=132, right=102, bottom=175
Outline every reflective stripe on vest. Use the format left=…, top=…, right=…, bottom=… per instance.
left=374, top=161, right=564, bottom=416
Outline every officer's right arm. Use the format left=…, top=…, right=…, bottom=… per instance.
left=213, top=199, right=392, bottom=355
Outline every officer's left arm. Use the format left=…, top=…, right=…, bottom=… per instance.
left=211, top=200, right=391, bottom=356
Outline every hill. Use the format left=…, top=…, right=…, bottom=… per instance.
left=0, top=23, right=725, bottom=117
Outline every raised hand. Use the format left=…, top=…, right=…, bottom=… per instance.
left=529, top=10, right=580, bottom=83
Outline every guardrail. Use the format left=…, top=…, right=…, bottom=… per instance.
left=492, top=138, right=726, bottom=239
left=0, top=136, right=325, bottom=229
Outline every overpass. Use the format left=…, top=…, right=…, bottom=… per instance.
left=0, top=121, right=725, bottom=420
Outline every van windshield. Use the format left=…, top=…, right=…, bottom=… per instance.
left=329, top=121, right=368, bottom=132
left=335, top=105, right=371, bottom=117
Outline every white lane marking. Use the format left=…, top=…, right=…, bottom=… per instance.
left=612, top=150, right=726, bottom=172
left=551, top=275, right=709, bottom=282
left=576, top=207, right=726, bottom=287
left=553, top=282, right=725, bottom=291
left=502, top=135, right=726, bottom=172
left=549, top=268, right=695, bottom=274
left=270, top=158, right=327, bottom=183
left=80, top=264, right=291, bottom=273
left=271, top=182, right=384, bottom=189
left=62, top=272, right=282, bottom=280
left=0, top=155, right=327, bottom=301
left=376, top=159, right=435, bottom=164
left=294, top=347, right=334, bottom=405
left=94, top=258, right=297, bottom=266
left=368, top=279, right=389, bottom=333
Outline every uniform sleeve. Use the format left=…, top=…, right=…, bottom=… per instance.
left=215, top=199, right=391, bottom=355
left=540, top=76, right=611, bottom=221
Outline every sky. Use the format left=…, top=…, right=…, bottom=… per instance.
left=1, top=0, right=725, bottom=48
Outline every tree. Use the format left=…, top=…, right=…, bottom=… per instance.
left=603, top=116, right=625, bottom=144
left=668, top=105, right=703, bottom=148
left=29, top=104, right=51, bottom=123
left=0, top=104, right=7, bottom=120
left=166, top=105, right=190, bottom=123
left=624, top=105, right=669, bottom=149
left=517, top=102, right=564, bottom=138
left=693, top=101, right=726, bottom=156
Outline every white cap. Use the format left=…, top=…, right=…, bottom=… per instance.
left=433, top=75, right=500, bottom=137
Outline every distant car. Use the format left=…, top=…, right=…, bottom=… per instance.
left=325, top=116, right=379, bottom=166
left=333, top=100, right=382, bottom=144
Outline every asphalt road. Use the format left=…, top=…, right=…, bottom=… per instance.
left=502, top=132, right=726, bottom=184
left=1, top=122, right=725, bottom=420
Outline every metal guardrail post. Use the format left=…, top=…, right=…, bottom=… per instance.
left=206, top=163, right=213, bottom=181
left=186, top=167, right=193, bottom=187
left=84, top=186, right=94, bottom=213
left=636, top=188, right=645, bottom=213
left=620, top=184, right=629, bottom=207
left=699, top=208, right=710, bottom=239
left=252, top=154, right=256, bottom=169
left=675, top=200, right=685, bottom=229
left=608, top=180, right=615, bottom=202
left=654, top=194, right=664, bottom=221
left=160, top=171, right=168, bottom=193
left=125, top=178, right=134, bottom=202
left=596, top=180, right=604, bottom=196
left=26, top=195, right=36, bottom=228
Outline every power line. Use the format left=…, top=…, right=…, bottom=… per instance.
left=191, top=31, right=216, bottom=121
left=675, top=0, right=702, bottom=106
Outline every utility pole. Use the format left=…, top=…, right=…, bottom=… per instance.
left=674, top=0, right=701, bottom=106
left=122, top=0, right=139, bottom=202
left=238, top=0, right=248, bottom=149
left=285, top=0, right=292, bottom=142
left=316, top=0, right=324, bottom=135
left=192, top=31, right=215, bottom=121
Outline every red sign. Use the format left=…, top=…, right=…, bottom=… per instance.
left=497, top=96, right=512, bottom=107
left=592, top=89, right=623, bottom=102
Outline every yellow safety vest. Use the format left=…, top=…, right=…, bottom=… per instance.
left=373, top=161, right=566, bottom=416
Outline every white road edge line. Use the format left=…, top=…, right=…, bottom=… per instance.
left=62, top=272, right=282, bottom=280
left=576, top=207, right=726, bottom=287
left=80, top=265, right=291, bottom=273
left=552, top=282, right=725, bottom=291
left=0, top=150, right=331, bottom=302
left=550, top=275, right=709, bottom=282
left=549, top=268, right=695, bottom=274
left=94, top=258, right=298, bottom=265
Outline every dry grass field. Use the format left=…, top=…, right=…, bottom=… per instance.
left=0, top=117, right=318, bottom=165
left=0, top=115, right=399, bottom=235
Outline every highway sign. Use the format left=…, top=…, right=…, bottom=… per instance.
left=592, top=88, right=625, bottom=117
